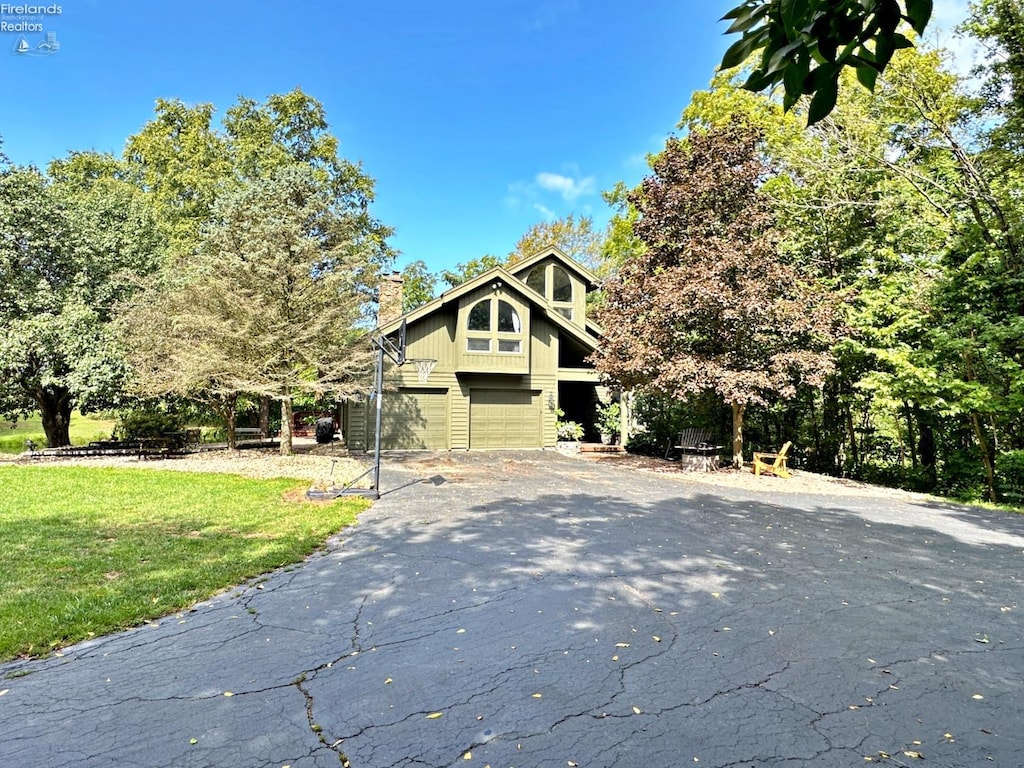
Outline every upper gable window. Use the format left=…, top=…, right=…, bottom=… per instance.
left=552, top=266, right=572, bottom=302
left=468, top=300, right=491, bottom=331
left=466, top=298, right=522, bottom=354
left=526, top=266, right=545, bottom=295
left=497, top=301, right=521, bottom=333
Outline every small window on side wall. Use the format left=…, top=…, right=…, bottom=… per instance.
left=467, top=338, right=491, bottom=352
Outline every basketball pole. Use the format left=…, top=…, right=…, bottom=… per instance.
left=371, top=341, right=385, bottom=497
left=369, top=320, right=405, bottom=498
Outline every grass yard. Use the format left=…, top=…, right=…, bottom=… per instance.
left=0, top=412, right=118, bottom=454
left=0, top=465, right=368, bottom=662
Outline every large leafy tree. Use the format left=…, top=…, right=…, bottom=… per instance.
left=509, top=214, right=605, bottom=270
left=593, top=121, right=839, bottom=467
left=441, top=214, right=607, bottom=289
left=439, top=254, right=504, bottom=289
left=124, top=100, right=230, bottom=256
left=399, top=260, right=437, bottom=313
left=0, top=161, right=162, bottom=447
left=125, top=87, right=393, bottom=272
left=121, top=89, right=393, bottom=446
left=121, top=165, right=377, bottom=455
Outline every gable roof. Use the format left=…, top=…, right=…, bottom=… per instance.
left=378, top=261, right=601, bottom=351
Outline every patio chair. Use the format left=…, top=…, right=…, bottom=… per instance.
left=752, top=441, right=793, bottom=478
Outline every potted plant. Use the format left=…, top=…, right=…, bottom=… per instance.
left=596, top=401, right=621, bottom=445
left=555, top=408, right=584, bottom=453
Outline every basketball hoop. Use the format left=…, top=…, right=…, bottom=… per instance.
left=409, top=358, right=437, bottom=384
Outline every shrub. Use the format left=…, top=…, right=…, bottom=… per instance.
left=596, top=401, right=621, bottom=437
left=115, top=410, right=183, bottom=440
left=996, top=450, right=1024, bottom=506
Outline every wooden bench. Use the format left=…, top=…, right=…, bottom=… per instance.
left=234, top=428, right=265, bottom=440
left=753, top=441, right=793, bottom=478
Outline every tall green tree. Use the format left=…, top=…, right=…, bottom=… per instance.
left=400, top=260, right=437, bottom=312
left=121, top=165, right=378, bottom=455
left=124, top=100, right=231, bottom=256
left=594, top=121, right=839, bottom=467
left=0, top=163, right=162, bottom=447
left=439, top=254, right=504, bottom=289
left=965, top=0, right=1024, bottom=155
left=509, top=214, right=605, bottom=270
left=125, top=87, right=393, bottom=272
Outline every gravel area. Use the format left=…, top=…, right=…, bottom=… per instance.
left=580, top=451, right=937, bottom=501
left=4, top=444, right=936, bottom=502
left=3, top=445, right=373, bottom=487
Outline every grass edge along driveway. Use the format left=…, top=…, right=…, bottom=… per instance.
left=0, top=465, right=367, bottom=662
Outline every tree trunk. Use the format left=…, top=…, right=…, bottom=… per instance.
left=962, top=342, right=996, bottom=502
left=915, top=407, right=937, bottom=490
left=223, top=394, right=238, bottom=450
left=845, top=408, right=858, bottom=468
left=280, top=393, right=293, bottom=456
left=36, top=386, right=73, bottom=448
left=904, top=400, right=917, bottom=468
left=731, top=400, right=745, bottom=469
left=259, top=396, right=271, bottom=438
left=969, top=411, right=997, bottom=503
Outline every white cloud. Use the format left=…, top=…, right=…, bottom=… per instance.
left=535, top=171, right=596, bottom=201
left=533, top=203, right=557, bottom=220
left=505, top=169, right=598, bottom=211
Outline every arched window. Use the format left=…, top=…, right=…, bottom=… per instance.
left=526, top=266, right=545, bottom=295
left=552, top=265, right=572, bottom=302
left=466, top=298, right=523, bottom=354
left=497, top=301, right=521, bottom=333
left=468, top=300, right=490, bottom=331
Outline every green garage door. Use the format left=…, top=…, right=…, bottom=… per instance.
left=470, top=389, right=542, bottom=449
left=381, top=389, right=448, bottom=449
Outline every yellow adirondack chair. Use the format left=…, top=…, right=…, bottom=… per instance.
left=752, top=441, right=793, bottom=478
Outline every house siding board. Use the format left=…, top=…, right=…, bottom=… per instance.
left=403, top=309, right=455, bottom=369
left=451, top=378, right=470, bottom=450
left=345, top=399, right=368, bottom=452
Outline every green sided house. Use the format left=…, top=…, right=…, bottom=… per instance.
left=344, top=247, right=618, bottom=451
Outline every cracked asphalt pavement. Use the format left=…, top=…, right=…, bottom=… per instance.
left=2, top=452, right=1023, bottom=767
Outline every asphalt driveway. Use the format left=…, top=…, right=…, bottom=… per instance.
left=2, top=452, right=1023, bottom=767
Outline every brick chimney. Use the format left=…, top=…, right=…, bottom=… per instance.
left=376, top=271, right=404, bottom=328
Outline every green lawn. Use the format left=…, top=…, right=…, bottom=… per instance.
left=0, top=465, right=367, bottom=661
left=0, top=412, right=118, bottom=454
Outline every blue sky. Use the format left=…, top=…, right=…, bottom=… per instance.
left=1, top=1, right=973, bottom=276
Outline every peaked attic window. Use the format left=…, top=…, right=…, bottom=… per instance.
left=526, top=266, right=545, bottom=294
left=552, top=265, right=574, bottom=320
left=467, top=298, right=522, bottom=354
left=526, top=263, right=574, bottom=320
